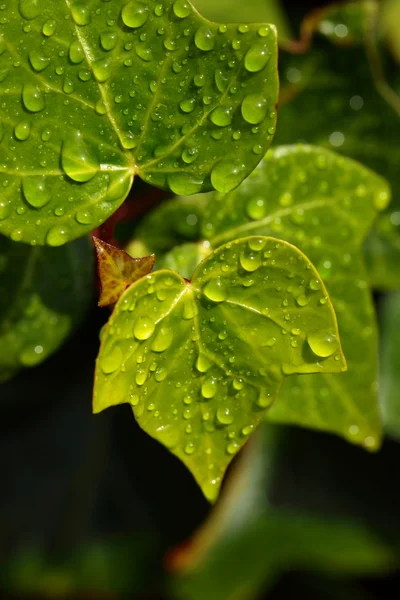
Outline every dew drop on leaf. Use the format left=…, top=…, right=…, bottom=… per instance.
left=62, top=130, right=99, bottom=183
left=241, top=94, right=268, bottom=124
left=100, top=346, right=123, bottom=374
left=46, top=225, right=69, bottom=247
left=173, top=0, right=191, bottom=18
left=211, top=160, right=246, bottom=193
left=14, top=121, right=31, bottom=141
left=133, top=316, right=155, bottom=340
left=244, top=43, right=271, bottom=72
left=195, top=25, right=215, bottom=51
left=210, top=106, right=233, bottom=127
left=203, top=276, right=227, bottom=302
left=19, top=0, right=40, bottom=20
left=216, top=406, right=234, bottom=425
left=70, top=2, right=91, bottom=26
left=22, top=176, right=50, bottom=208
left=201, top=376, right=218, bottom=399
left=151, top=327, right=173, bottom=352
left=22, top=83, right=45, bottom=112
left=307, top=330, right=339, bottom=358
left=240, top=249, right=261, bottom=272
left=122, top=1, right=149, bottom=28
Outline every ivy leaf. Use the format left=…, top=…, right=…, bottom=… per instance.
left=94, top=236, right=345, bottom=501
left=379, top=292, right=400, bottom=441
left=93, top=236, right=154, bottom=306
left=0, top=234, right=93, bottom=382
left=275, top=1, right=400, bottom=290
left=137, top=145, right=389, bottom=448
left=0, top=0, right=278, bottom=246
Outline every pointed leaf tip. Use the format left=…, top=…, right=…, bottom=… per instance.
left=93, top=237, right=155, bottom=307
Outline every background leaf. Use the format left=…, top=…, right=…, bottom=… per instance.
left=94, top=236, right=345, bottom=501
left=0, top=0, right=278, bottom=245
left=0, top=234, right=93, bottom=382
left=379, top=292, right=400, bottom=441
left=275, top=1, right=400, bottom=290
left=134, top=144, right=388, bottom=448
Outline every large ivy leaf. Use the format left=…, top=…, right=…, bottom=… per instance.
left=170, top=424, right=397, bottom=600
left=0, top=233, right=93, bottom=382
left=135, top=145, right=389, bottom=447
left=0, top=0, right=278, bottom=246
left=94, top=236, right=345, bottom=501
left=379, top=291, right=400, bottom=441
left=275, top=1, right=400, bottom=290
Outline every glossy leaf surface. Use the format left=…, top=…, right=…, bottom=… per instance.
left=380, top=292, right=400, bottom=441
left=275, top=1, right=400, bottom=290
left=137, top=145, right=389, bottom=447
left=0, top=234, right=93, bottom=382
left=94, top=236, right=345, bottom=501
left=0, top=0, right=278, bottom=245
left=93, top=236, right=154, bottom=306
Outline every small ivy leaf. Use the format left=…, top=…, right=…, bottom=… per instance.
left=0, top=0, right=278, bottom=246
left=93, top=237, right=155, bottom=307
left=276, top=1, right=400, bottom=290
left=138, top=145, right=389, bottom=448
left=0, top=234, right=93, bottom=382
left=94, top=236, right=345, bottom=502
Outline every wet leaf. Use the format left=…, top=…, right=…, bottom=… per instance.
left=93, top=237, right=154, bottom=307
left=0, top=0, right=278, bottom=246
left=379, top=291, right=400, bottom=441
left=0, top=234, right=93, bottom=382
left=93, top=236, right=345, bottom=501
left=275, top=1, right=400, bottom=290
left=139, top=145, right=389, bottom=447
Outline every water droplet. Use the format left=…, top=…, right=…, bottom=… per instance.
left=307, top=330, right=338, bottom=357
left=240, top=249, right=261, bottom=272
left=42, top=19, right=56, bottom=36
left=19, top=0, right=40, bottom=20
left=244, top=43, right=270, bottom=72
left=136, top=369, right=147, bottom=386
left=201, top=377, right=217, bottom=399
left=14, top=120, right=31, bottom=141
left=70, top=1, right=91, bottom=26
left=22, top=83, right=45, bottom=112
left=133, top=316, right=155, bottom=340
left=173, top=0, right=191, bottom=18
left=100, top=30, right=118, bottom=51
left=246, top=197, right=266, bottom=220
left=194, top=73, right=206, bottom=87
left=22, top=176, right=50, bottom=208
left=179, top=98, right=195, bottom=113
left=226, top=441, right=240, bottom=455
left=63, top=77, right=74, bottom=94
left=241, top=94, right=268, bottom=124
left=296, top=293, right=310, bottom=307
left=151, top=327, right=173, bottom=352
left=204, top=276, right=227, bottom=302
left=28, top=50, right=50, bottom=72
left=211, top=160, right=246, bottom=193
left=122, top=0, right=149, bottom=28
left=69, top=40, right=85, bottom=64
left=100, top=345, right=123, bottom=374
left=46, top=225, right=69, bottom=246
left=93, top=57, right=111, bottom=82
left=0, top=202, right=10, bottom=220
left=184, top=442, right=196, bottom=455
left=62, top=130, right=99, bottom=183
left=196, top=353, right=212, bottom=373
left=131, top=394, right=140, bottom=406
left=168, top=172, right=202, bottom=195
left=210, top=106, right=233, bottom=127
left=195, top=25, right=215, bottom=51
left=216, top=406, right=233, bottom=425
left=75, top=209, right=93, bottom=224
left=309, top=278, right=321, bottom=291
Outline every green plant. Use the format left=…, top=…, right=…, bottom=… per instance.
left=1, top=0, right=400, bottom=598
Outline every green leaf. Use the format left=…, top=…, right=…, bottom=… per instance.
left=170, top=425, right=396, bottom=600
left=275, top=1, right=400, bottom=290
left=94, top=235, right=345, bottom=501
left=0, top=0, right=278, bottom=246
left=139, top=145, right=388, bottom=448
left=0, top=234, right=93, bottom=382
left=379, top=291, right=400, bottom=441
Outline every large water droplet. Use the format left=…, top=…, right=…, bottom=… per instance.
left=210, top=106, right=233, bottom=127
left=42, top=19, right=56, bottom=36
left=28, top=50, right=50, bottom=72
left=14, top=120, right=31, bottom=141
left=122, top=1, right=149, bottom=28
left=93, top=57, right=111, bottom=82
left=22, top=83, right=45, bottom=112
left=22, top=176, right=50, bottom=208
left=168, top=172, right=202, bottom=195
left=307, top=330, right=338, bottom=357
left=211, top=160, right=246, bottom=193
left=69, top=40, right=85, bottom=64
left=173, top=0, right=191, bottom=18
left=244, top=43, right=271, bottom=72
left=216, top=406, right=233, bottom=425
left=46, top=225, right=69, bottom=246
left=100, top=345, right=123, bottom=374
left=151, top=327, right=173, bottom=352
left=240, top=250, right=261, bottom=272
left=201, top=377, right=217, bottom=399
left=70, top=2, right=91, bottom=26
left=203, top=277, right=227, bottom=302
left=241, top=94, right=268, bottom=124
left=100, top=30, right=118, bottom=51
left=195, top=25, right=215, bottom=51
left=62, top=130, right=99, bottom=183
left=19, top=0, right=40, bottom=20
left=133, top=316, right=155, bottom=340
